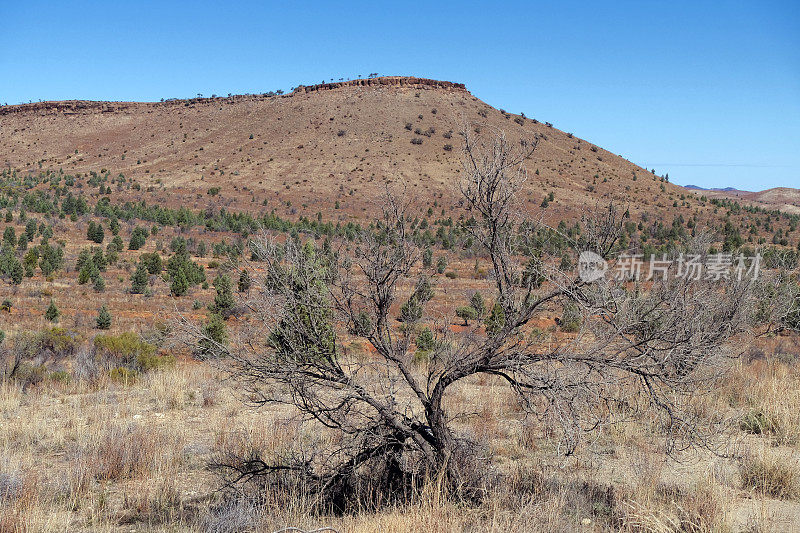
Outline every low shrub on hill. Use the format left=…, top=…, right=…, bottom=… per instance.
left=93, top=332, right=174, bottom=372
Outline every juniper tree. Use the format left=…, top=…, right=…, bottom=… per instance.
left=93, top=248, right=107, bottom=271
left=25, top=219, right=36, bottom=242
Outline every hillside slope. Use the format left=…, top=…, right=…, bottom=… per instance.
left=2, top=77, right=687, bottom=220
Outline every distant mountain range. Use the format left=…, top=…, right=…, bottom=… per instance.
left=682, top=184, right=800, bottom=215
left=683, top=185, right=748, bottom=193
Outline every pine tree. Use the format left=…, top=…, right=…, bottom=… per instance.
left=45, top=300, right=60, bottom=323
left=470, top=291, right=486, bottom=319
left=170, top=267, right=189, bottom=296
left=422, top=247, right=433, bottom=268
left=25, top=219, right=36, bottom=242
left=212, top=274, right=235, bottom=316
left=198, top=312, right=228, bottom=357
left=436, top=256, right=447, bottom=274
left=93, top=248, right=107, bottom=271
left=130, top=262, right=149, bottom=294
left=2, top=227, right=15, bottom=249
left=87, top=221, right=105, bottom=244
left=128, top=227, right=148, bottom=250
left=484, top=302, right=505, bottom=335
left=9, top=257, right=23, bottom=285
left=109, top=235, right=124, bottom=252
left=78, top=260, right=98, bottom=285
left=96, top=305, right=111, bottom=329
left=76, top=248, right=92, bottom=271
left=93, top=274, right=106, bottom=292
left=238, top=269, right=251, bottom=293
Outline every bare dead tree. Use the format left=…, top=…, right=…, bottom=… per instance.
left=181, top=127, right=793, bottom=512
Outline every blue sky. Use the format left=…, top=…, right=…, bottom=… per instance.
left=1, top=1, right=797, bottom=190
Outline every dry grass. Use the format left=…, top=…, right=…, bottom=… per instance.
left=0, top=349, right=799, bottom=531
left=741, top=451, right=800, bottom=500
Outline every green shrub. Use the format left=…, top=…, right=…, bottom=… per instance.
left=211, top=274, right=235, bottom=316
left=137, top=351, right=175, bottom=372
left=238, top=269, right=251, bottom=293
left=109, top=367, right=139, bottom=384
left=399, top=297, right=423, bottom=323
left=422, top=248, right=433, bottom=268
left=413, top=349, right=430, bottom=365
left=15, top=363, right=48, bottom=387
left=416, top=327, right=435, bottom=352
left=140, top=252, right=163, bottom=274
left=94, top=332, right=171, bottom=372
left=37, top=327, right=80, bottom=357
left=170, top=267, right=189, bottom=296
left=455, top=305, right=478, bottom=325
left=95, top=331, right=153, bottom=359
left=49, top=370, right=72, bottom=384
left=740, top=410, right=779, bottom=435
left=559, top=302, right=581, bottom=333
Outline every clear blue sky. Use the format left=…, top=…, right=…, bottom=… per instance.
left=1, top=1, right=797, bottom=190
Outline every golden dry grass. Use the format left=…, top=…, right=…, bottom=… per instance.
left=0, top=344, right=799, bottom=532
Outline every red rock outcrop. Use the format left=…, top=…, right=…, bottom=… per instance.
left=292, top=76, right=468, bottom=94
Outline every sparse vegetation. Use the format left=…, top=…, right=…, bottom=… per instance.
left=0, top=78, right=797, bottom=532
